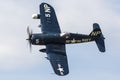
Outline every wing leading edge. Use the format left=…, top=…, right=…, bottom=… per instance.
left=40, top=3, right=61, bottom=33
left=46, top=44, right=69, bottom=76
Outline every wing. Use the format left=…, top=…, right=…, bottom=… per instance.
left=40, top=3, right=61, bottom=33
left=46, top=44, right=69, bottom=76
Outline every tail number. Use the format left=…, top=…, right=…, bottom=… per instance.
left=91, top=31, right=101, bottom=36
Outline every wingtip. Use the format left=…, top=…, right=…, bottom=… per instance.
left=56, top=72, right=69, bottom=76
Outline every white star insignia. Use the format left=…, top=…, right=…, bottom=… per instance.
left=57, top=64, right=64, bottom=75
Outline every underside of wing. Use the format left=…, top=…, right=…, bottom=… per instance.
left=46, top=44, right=69, bottom=76
left=40, top=3, right=61, bottom=33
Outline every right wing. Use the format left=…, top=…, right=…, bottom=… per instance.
left=46, top=44, right=69, bottom=76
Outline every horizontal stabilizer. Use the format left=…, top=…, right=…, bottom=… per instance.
left=95, top=35, right=105, bottom=52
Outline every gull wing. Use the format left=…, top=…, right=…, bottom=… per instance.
left=40, top=3, right=61, bottom=33
left=46, top=44, right=69, bottom=76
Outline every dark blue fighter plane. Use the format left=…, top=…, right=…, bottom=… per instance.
left=26, top=3, right=105, bottom=76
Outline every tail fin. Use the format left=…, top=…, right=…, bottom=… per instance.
left=90, top=23, right=106, bottom=52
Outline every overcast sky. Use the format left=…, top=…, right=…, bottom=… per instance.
left=0, top=0, right=120, bottom=80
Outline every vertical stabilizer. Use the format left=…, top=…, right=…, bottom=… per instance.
left=90, top=23, right=106, bottom=52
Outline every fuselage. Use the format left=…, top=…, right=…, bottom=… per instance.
left=31, top=33, right=95, bottom=45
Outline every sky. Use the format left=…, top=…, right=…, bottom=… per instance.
left=0, top=0, right=120, bottom=80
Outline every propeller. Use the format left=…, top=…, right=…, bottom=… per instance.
left=26, top=26, right=33, bottom=52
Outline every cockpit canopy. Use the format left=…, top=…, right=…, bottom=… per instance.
left=60, top=32, right=71, bottom=38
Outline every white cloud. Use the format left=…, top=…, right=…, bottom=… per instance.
left=52, top=0, right=120, bottom=33
left=0, top=0, right=45, bottom=71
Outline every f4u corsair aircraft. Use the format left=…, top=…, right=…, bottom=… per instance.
left=26, top=3, right=105, bottom=76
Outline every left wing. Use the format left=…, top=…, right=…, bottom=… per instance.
left=46, top=44, right=69, bottom=76
left=40, top=3, right=61, bottom=33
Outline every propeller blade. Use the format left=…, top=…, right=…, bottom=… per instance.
left=26, top=26, right=32, bottom=52
left=29, top=40, right=32, bottom=52
left=27, top=26, right=30, bottom=36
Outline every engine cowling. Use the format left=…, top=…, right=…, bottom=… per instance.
left=32, top=14, right=40, bottom=19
